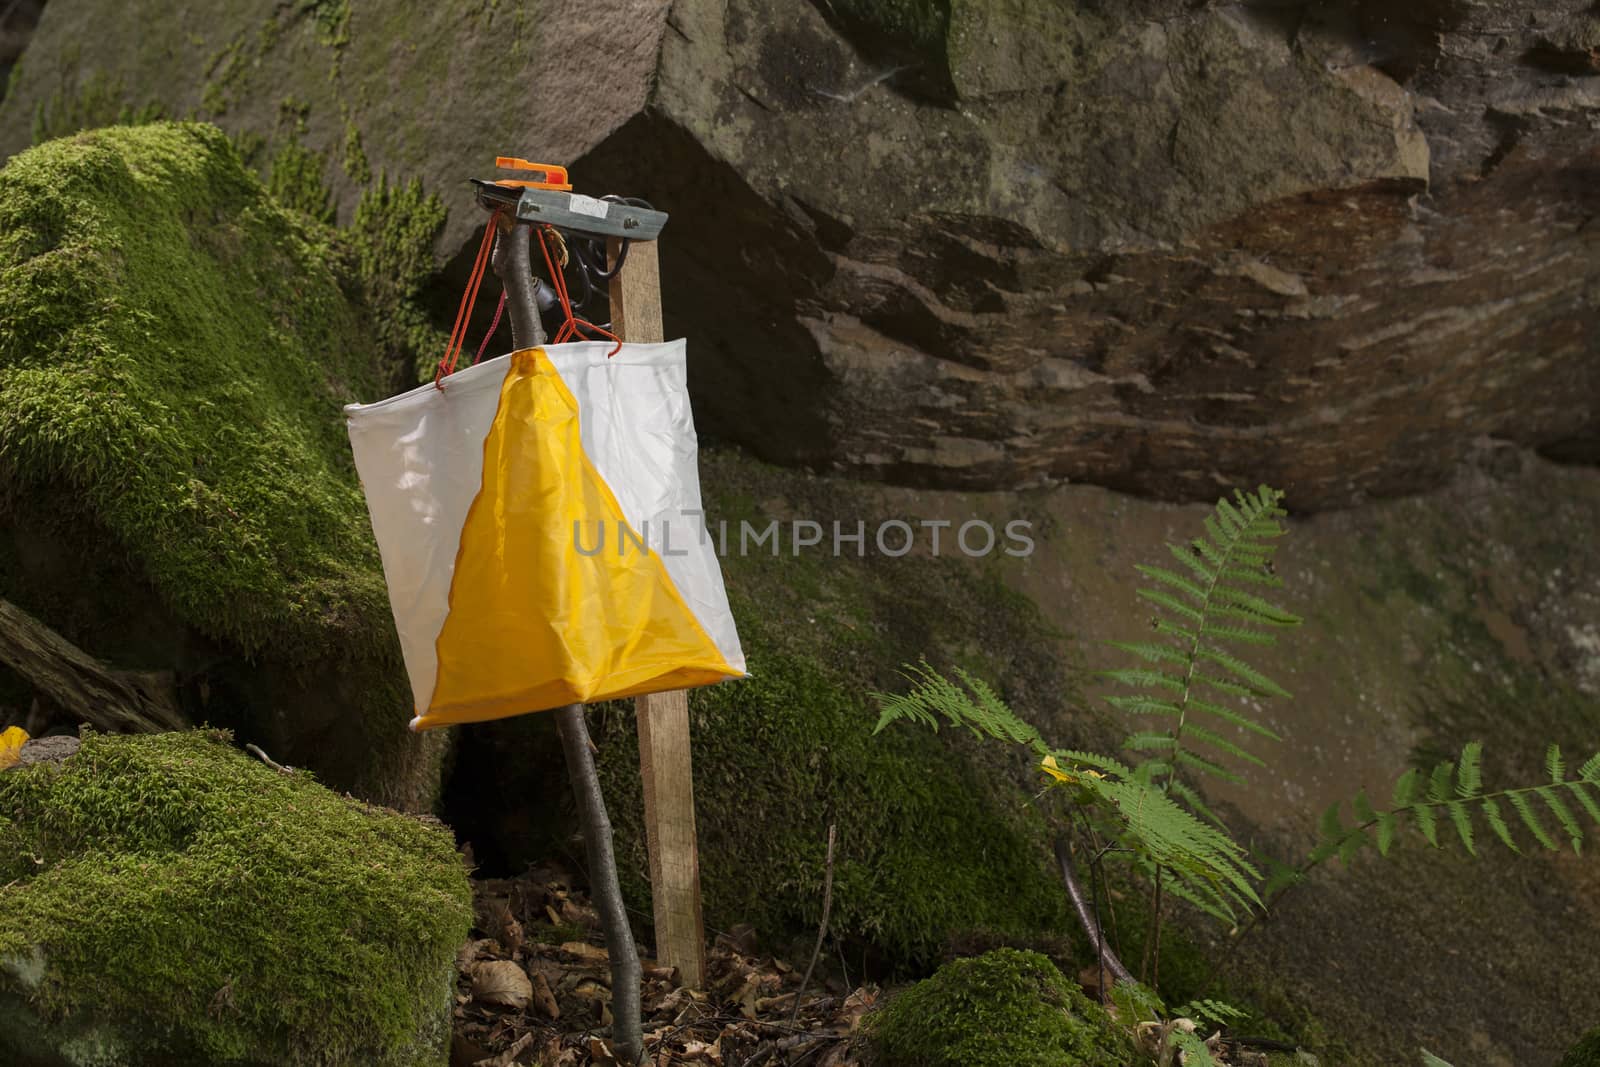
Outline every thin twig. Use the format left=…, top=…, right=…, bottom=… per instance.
left=1054, top=836, right=1135, bottom=987
left=1151, top=869, right=1165, bottom=992
left=244, top=743, right=292, bottom=774
left=791, top=824, right=837, bottom=1025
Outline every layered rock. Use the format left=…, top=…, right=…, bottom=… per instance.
left=3, top=0, right=1593, bottom=507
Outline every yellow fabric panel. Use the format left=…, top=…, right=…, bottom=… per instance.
left=417, top=348, right=738, bottom=730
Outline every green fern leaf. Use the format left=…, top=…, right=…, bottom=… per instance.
left=1375, top=811, right=1398, bottom=855
left=1137, top=587, right=1205, bottom=624
left=1109, top=640, right=1191, bottom=668
left=1392, top=768, right=1422, bottom=807
left=1580, top=751, right=1600, bottom=783
left=1413, top=803, right=1440, bottom=848
left=1194, top=671, right=1260, bottom=701
left=1168, top=542, right=1215, bottom=581
left=1174, top=749, right=1243, bottom=783
left=1509, top=791, right=1559, bottom=851
left=1187, top=696, right=1283, bottom=740
left=1546, top=744, right=1565, bottom=785
left=1126, top=731, right=1179, bottom=752
left=1479, top=796, right=1520, bottom=853
left=1180, top=723, right=1265, bottom=767
left=1220, top=565, right=1283, bottom=589
left=1352, top=789, right=1375, bottom=824
left=1535, top=786, right=1582, bottom=851
left=1447, top=801, right=1475, bottom=855
left=1337, top=828, right=1366, bottom=866
left=1209, top=587, right=1301, bottom=627
left=1216, top=496, right=1246, bottom=535
left=1195, top=647, right=1291, bottom=698
left=1135, top=564, right=1210, bottom=606
left=1101, top=668, right=1186, bottom=693
left=1427, top=761, right=1454, bottom=804
left=1456, top=742, right=1482, bottom=798
left=1105, top=694, right=1183, bottom=717
left=1153, top=619, right=1198, bottom=642
left=1569, top=782, right=1600, bottom=827
left=1319, top=801, right=1343, bottom=842
left=1190, top=536, right=1225, bottom=569
left=1421, top=1050, right=1455, bottom=1067
left=1199, top=622, right=1275, bottom=646
left=1170, top=780, right=1226, bottom=828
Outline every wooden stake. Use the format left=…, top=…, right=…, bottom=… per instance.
left=608, top=237, right=707, bottom=989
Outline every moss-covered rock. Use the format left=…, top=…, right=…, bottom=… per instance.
left=1561, top=1028, right=1600, bottom=1067
left=863, top=948, right=1137, bottom=1067
left=0, top=121, right=441, bottom=807
left=0, top=730, right=472, bottom=1066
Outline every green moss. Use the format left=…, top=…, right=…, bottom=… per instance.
left=342, top=120, right=371, bottom=185
left=268, top=139, right=334, bottom=223
left=864, top=948, right=1137, bottom=1067
left=342, top=174, right=448, bottom=385
left=0, top=730, right=472, bottom=1066
left=1562, top=1028, right=1600, bottom=1067
left=0, top=122, right=389, bottom=660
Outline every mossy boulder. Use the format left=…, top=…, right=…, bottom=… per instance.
left=1561, top=1028, right=1600, bottom=1067
left=863, top=948, right=1137, bottom=1067
left=0, top=730, right=472, bottom=1067
left=0, top=121, right=440, bottom=807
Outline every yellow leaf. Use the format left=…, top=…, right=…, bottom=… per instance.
left=0, top=726, right=29, bottom=770
left=1039, top=754, right=1072, bottom=783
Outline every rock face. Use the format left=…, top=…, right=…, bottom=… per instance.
left=0, top=730, right=472, bottom=1067
left=2, top=0, right=1594, bottom=508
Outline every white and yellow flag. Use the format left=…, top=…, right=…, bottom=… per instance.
left=346, top=340, right=745, bottom=731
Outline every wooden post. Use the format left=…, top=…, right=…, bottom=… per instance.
left=608, top=237, right=707, bottom=988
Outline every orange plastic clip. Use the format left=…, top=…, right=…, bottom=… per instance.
left=492, top=157, right=572, bottom=191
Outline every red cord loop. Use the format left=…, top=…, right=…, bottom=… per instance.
left=435, top=209, right=503, bottom=387
left=536, top=225, right=621, bottom=357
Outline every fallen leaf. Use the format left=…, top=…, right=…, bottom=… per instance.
left=471, top=961, right=533, bottom=1011
left=0, top=726, right=30, bottom=770
left=475, top=1031, right=536, bottom=1067
left=530, top=970, right=559, bottom=1019
left=559, top=941, right=608, bottom=963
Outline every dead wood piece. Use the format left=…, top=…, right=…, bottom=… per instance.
left=0, top=597, right=186, bottom=733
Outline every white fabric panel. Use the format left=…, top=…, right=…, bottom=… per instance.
left=344, top=356, right=509, bottom=718
left=545, top=340, right=747, bottom=675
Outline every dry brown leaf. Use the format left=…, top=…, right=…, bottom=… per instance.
left=680, top=1037, right=723, bottom=1064
left=457, top=938, right=497, bottom=973
left=559, top=941, right=608, bottom=963
left=585, top=1037, right=619, bottom=1066
left=474, top=1031, right=535, bottom=1067
left=529, top=970, right=559, bottom=1019
left=471, top=960, right=533, bottom=1011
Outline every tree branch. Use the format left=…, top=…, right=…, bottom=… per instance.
left=0, top=597, right=186, bottom=733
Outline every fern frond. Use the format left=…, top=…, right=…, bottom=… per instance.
left=1135, top=564, right=1209, bottom=606
left=1446, top=801, right=1474, bottom=855
left=1105, top=695, right=1183, bottom=717
left=1127, top=731, right=1179, bottom=752
left=1179, top=723, right=1266, bottom=768
left=1200, top=622, right=1276, bottom=647
left=1570, top=782, right=1600, bottom=827
left=1168, top=542, right=1215, bottom=581
left=1102, top=668, right=1186, bottom=694
left=1480, top=796, right=1519, bottom=853
left=1535, top=786, right=1582, bottom=851
left=1581, top=751, right=1600, bottom=783
left=1427, top=761, right=1454, bottom=804
left=1455, top=742, right=1482, bottom=798
left=1135, top=587, right=1205, bottom=624
left=872, top=661, right=1044, bottom=749
left=1195, top=648, right=1291, bottom=698
left=1547, top=744, right=1565, bottom=785
left=1109, top=641, right=1191, bottom=668
left=1507, top=790, right=1557, bottom=850
left=1174, top=749, right=1243, bottom=784
left=1187, top=696, right=1283, bottom=740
